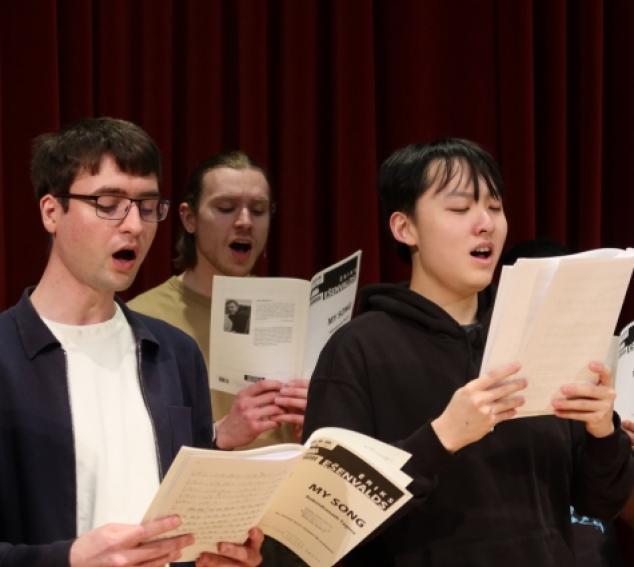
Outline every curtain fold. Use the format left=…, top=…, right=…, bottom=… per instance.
left=1, top=0, right=633, bottom=556
left=2, top=0, right=634, bottom=325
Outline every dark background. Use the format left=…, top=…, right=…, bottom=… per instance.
left=2, top=0, right=634, bottom=318
left=1, top=0, right=634, bottom=558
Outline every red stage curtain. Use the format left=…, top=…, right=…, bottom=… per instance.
left=1, top=0, right=634, bottom=559
left=2, top=0, right=634, bottom=329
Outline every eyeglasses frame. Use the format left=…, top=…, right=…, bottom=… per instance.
left=56, top=193, right=171, bottom=222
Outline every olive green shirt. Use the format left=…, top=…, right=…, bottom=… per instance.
left=128, top=276, right=297, bottom=449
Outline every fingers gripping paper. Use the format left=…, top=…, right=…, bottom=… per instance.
left=481, top=248, right=634, bottom=416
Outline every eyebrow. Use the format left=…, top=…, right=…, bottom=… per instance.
left=443, top=188, right=475, bottom=198
left=443, top=187, right=500, bottom=200
left=92, top=186, right=161, bottom=198
left=210, top=194, right=271, bottom=203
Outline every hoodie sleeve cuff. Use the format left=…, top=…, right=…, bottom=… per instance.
left=584, top=412, right=631, bottom=469
left=399, top=421, right=455, bottom=493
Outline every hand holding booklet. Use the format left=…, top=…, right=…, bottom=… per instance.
left=209, top=250, right=362, bottom=394
left=142, top=427, right=412, bottom=567
left=481, top=248, right=634, bottom=417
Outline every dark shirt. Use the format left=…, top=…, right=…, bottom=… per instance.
left=0, top=289, right=213, bottom=567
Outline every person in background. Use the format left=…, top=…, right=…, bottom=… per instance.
left=0, top=117, right=263, bottom=567
left=302, top=138, right=634, bottom=566
left=129, top=151, right=308, bottom=450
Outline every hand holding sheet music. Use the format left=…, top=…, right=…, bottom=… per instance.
left=209, top=250, right=362, bottom=395
left=481, top=248, right=634, bottom=417
left=142, top=427, right=412, bottom=567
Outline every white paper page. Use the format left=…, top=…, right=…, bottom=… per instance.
left=261, top=435, right=412, bottom=567
left=516, top=255, right=634, bottom=416
left=605, top=335, right=619, bottom=371
left=304, top=433, right=411, bottom=491
left=486, top=247, right=629, bottom=373
left=302, top=250, right=362, bottom=377
left=209, top=276, right=310, bottom=394
left=306, top=426, right=411, bottom=470
left=185, top=443, right=305, bottom=461
left=516, top=256, right=563, bottom=329
left=615, top=322, right=634, bottom=421
left=143, top=445, right=304, bottom=562
left=568, top=248, right=631, bottom=259
left=481, top=266, right=512, bottom=368
left=482, top=263, right=542, bottom=371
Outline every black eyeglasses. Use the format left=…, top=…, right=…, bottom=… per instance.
left=57, top=193, right=170, bottom=222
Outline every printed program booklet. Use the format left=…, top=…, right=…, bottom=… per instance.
left=615, top=320, right=634, bottom=421
left=209, top=250, right=362, bottom=394
left=142, top=426, right=412, bottom=567
left=481, top=247, right=634, bottom=416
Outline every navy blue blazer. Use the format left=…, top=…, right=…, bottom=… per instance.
left=0, top=289, right=213, bottom=566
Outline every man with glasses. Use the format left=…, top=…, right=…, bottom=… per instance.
left=129, top=152, right=308, bottom=451
left=0, top=117, right=263, bottom=567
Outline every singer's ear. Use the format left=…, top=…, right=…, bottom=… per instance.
left=180, top=202, right=196, bottom=233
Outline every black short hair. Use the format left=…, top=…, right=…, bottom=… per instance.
left=31, top=117, right=162, bottom=207
left=378, top=138, right=504, bottom=261
left=174, top=150, right=271, bottom=272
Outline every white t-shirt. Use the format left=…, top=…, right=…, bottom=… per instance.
left=43, top=304, right=160, bottom=534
